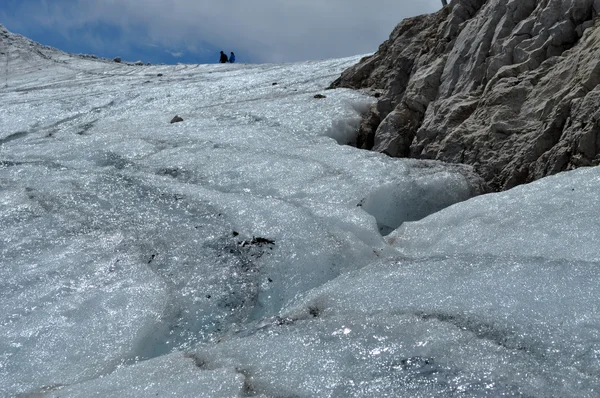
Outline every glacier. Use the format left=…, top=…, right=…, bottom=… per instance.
left=1, top=25, right=600, bottom=397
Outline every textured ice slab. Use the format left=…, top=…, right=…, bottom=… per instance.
left=190, top=254, right=600, bottom=397
left=388, top=166, right=600, bottom=262
left=181, top=166, right=600, bottom=398
left=42, top=353, right=246, bottom=398
left=0, top=29, right=485, bottom=396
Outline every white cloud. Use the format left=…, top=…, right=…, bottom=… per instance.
left=24, top=0, right=442, bottom=62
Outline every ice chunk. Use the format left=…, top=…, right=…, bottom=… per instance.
left=388, top=166, right=600, bottom=262
left=323, top=98, right=374, bottom=146
left=360, top=163, right=480, bottom=235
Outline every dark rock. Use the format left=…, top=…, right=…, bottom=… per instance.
left=113, top=57, right=121, bottom=63
left=170, top=115, right=184, bottom=124
left=237, top=236, right=275, bottom=247
left=252, top=237, right=275, bottom=245
left=356, top=105, right=380, bottom=150
left=157, top=73, right=163, bottom=77
left=313, top=94, right=327, bottom=99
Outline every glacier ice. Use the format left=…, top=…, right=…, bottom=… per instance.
left=39, top=353, right=246, bottom=398
left=1, top=28, right=600, bottom=397
left=388, top=166, right=600, bottom=262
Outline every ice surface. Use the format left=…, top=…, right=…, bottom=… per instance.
left=200, top=253, right=600, bottom=397
left=2, top=26, right=599, bottom=397
left=42, top=353, right=246, bottom=398
left=388, top=166, right=600, bottom=262
left=359, top=163, right=481, bottom=235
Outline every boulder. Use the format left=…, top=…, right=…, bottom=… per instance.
left=332, top=0, right=600, bottom=190
left=170, top=115, right=184, bottom=124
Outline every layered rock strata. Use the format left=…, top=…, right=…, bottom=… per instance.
left=332, top=0, right=600, bottom=190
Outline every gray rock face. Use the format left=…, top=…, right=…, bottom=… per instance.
left=332, top=0, right=600, bottom=190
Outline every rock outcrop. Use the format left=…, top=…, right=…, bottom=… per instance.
left=332, top=0, right=600, bottom=190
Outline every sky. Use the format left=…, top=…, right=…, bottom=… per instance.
left=0, top=0, right=441, bottom=64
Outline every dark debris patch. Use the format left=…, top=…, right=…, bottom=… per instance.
left=158, top=167, right=183, bottom=178
left=238, top=236, right=275, bottom=248
left=308, top=306, right=321, bottom=318
left=232, top=235, right=276, bottom=261
left=183, top=353, right=209, bottom=369
left=400, top=356, right=434, bottom=370
left=0, top=160, right=24, bottom=167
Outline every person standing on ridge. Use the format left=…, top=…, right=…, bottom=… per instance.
left=219, top=51, right=228, bottom=63
left=229, top=52, right=236, bottom=63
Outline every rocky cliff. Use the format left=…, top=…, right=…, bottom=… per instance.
left=332, top=0, right=600, bottom=190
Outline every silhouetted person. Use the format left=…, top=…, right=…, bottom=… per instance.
left=219, top=51, right=228, bottom=63
left=229, top=52, right=236, bottom=63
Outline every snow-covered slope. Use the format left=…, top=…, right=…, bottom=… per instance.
left=1, top=24, right=599, bottom=397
